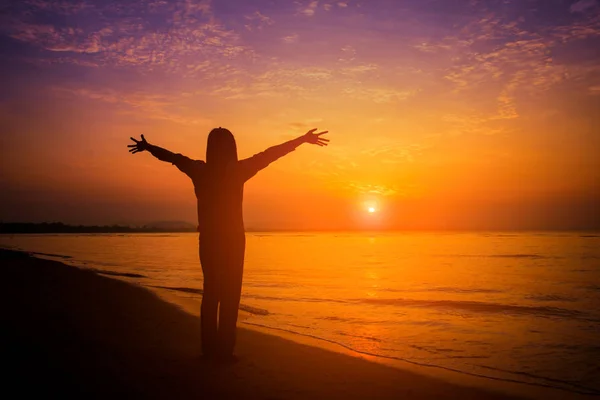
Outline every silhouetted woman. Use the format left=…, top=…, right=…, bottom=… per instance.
left=128, top=128, right=329, bottom=361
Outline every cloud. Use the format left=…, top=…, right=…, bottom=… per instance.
left=282, top=34, right=299, bottom=43
left=211, top=61, right=380, bottom=101
left=244, top=11, right=274, bottom=31
left=414, top=42, right=452, bottom=53
left=442, top=113, right=508, bottom=137
left=346, top=182, right=398, bottom=196
left=300, top=1, right=319, bottom=16
left=439, top=14, right=573, bottom=120
left=342, top=87, right=417, bottom=103
left=552, top=18, right=600, bottom=42
left=289, top=118, right=324, bottom=130
left=338, top=45, right=356, bottom=61
left=340, top=63, right=378, bottom=75
left=20, top=0, right=90, bottom=15
left=362, top=142, right=429, bottom=165
left=54, top=86, right=212, bottom=126
left=570, top=0, right=598, bottom=13
left=8, top=23, right=105, bottom=54
left=3, top=0, right=252, bottom=74
left=5, top=0, right=599, bottom=131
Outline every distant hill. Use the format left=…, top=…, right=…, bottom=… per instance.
left=0, top=222, right=197, bottom=234
left=145, top=221, right=197, bottom=231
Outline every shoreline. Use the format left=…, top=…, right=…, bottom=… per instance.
left=0, top=248, right=578, bottom=399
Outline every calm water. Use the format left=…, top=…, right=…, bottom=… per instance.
left=1, top=232, right=599, bottom=395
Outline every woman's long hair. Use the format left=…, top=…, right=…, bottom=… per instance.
left=206, top=127, right=238, bottom=167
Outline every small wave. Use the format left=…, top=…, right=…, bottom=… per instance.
left=239, top=304, right=269, bottom=316
left=245, top=282, right=297, bottom=289
left=429, top=347, right=461, bottom=353
left=242, top=294, right=286, bottom=301
left=356, top=298, right=588, bottom=319
left=453, top=253, right=551, bottom=259
left=318, top=315, right=349, bottom=322
left=244, top=293, right=349, bottom=304
left=447, top=355, right=489, bottom=359
left=28, top=251, right=73, bottom=259
left=91, top=269, right=147, bottom=278
left=580, top=234, right=600, bottom=238
left=0, top=248, right=31, bottom=258
left=582, top=284, right=600, bottom=293
left=151, top=285, right=203, bottom=295
left=478, top=233, right=519, bottom=237
left=424, top=287, right=504, bottom=294
left=125, top=234, right=183, bottom=238
left=401, top=319, right=452, bottom=328
left=76, top=259, right=119, bottom=268
left=525, top=294, right=577, bottom=303
left=334, top=330, right=382, bottom=342
left=489, top=254, right=547, bottom=258
left=477, top=364, right=599, bottom=394
left=379, top=287, right=503, bottom=295
left=241, top=321, right=600, bottom=396
left=149, top=285, right=269, bottom=315
left=545, top=343, right=600, bottom=352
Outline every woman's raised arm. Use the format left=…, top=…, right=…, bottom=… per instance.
left=128, top=134, right=202, bottom=176
left=239, top=128, right=329, bottom=181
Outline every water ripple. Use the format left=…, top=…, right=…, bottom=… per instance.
left=356, top=298, right=592, bottom=320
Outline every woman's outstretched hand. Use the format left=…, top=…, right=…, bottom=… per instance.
left=303, top=128, right=329, bottom=147
left=128, top=134, right=149, bottom=154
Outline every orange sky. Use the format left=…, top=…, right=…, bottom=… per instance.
left=1, top=0, right=599, bottom=230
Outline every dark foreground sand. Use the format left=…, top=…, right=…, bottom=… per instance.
left=1, top=249, right=524, bottom=399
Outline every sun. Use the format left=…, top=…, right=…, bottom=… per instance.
left=362, top=199, right=380, bottom=216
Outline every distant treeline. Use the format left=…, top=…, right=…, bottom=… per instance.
left=0, top=222, right=197, bottom=234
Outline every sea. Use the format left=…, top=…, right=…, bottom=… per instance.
left=1, top=232, right=599, bottom=396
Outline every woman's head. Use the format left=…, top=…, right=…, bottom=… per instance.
left=206, top=127, right=237, bottom=166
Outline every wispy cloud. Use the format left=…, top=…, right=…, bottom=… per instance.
left=282, top=34, right=299, bottom=43
left=299, top=1, right=319, bottom=17
left=589, top=85, right=600, bottom=94
left=346, top=182, right=399, bottom=196
left=362, top=142, right=430, bottom=164
left=53, top=86, right=212, bottom=126
left=442, top=113, right=508, bottom=137
left=340, top=63, right=378, bottom=76
left=439, top=15, right=575, bottom=120
left=289, top=118, right=324, bottom=131
left=245, top=11, right=274, bottom=31
left=3, top=0, right=252, bottom=74
left=570, top=0, right=598, bottom=13
left=338, top=45, right=356, bottom=62
left=342, top=87, right=417, bottom=103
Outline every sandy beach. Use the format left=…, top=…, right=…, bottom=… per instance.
left=1, top=248, right=530, bottom=399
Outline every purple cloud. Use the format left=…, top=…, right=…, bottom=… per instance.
left=570, top=0, right=598, bottom=13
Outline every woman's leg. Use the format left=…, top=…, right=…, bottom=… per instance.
left=199, top=235, right=219, bottom=357
left=218, top=234, right=246, bottom=358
